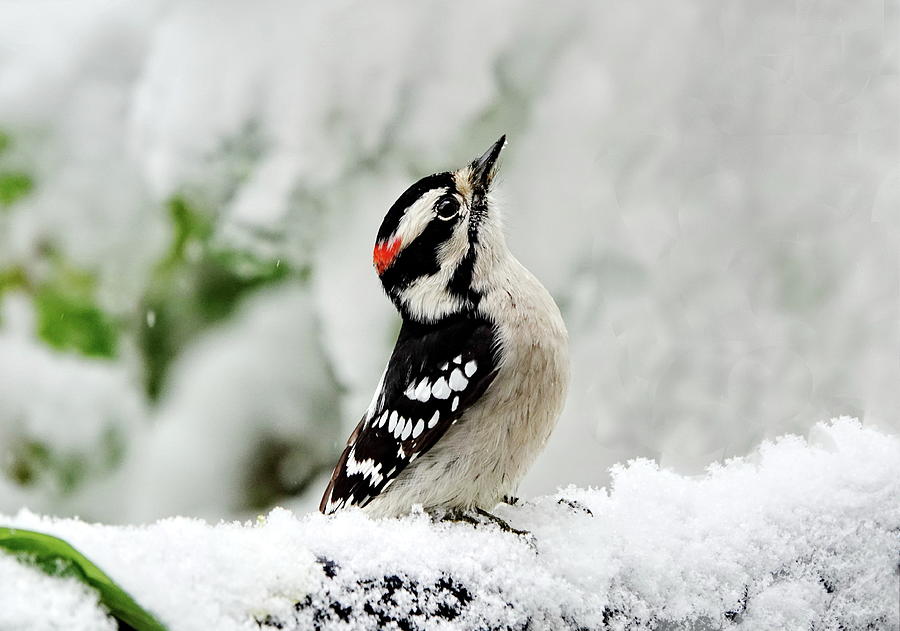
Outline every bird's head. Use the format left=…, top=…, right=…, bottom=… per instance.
left=373, top=135, right=508, bottom=322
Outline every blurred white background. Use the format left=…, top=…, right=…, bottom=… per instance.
left=0, top=0, right=896, bottom=523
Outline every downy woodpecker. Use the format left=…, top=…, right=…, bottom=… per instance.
left=320, top=136, right=569, bottom=518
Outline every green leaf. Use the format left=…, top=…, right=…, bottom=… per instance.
left=165, top=195, right=212, bottom=266
left=0, top=171, right=34, bottom=207
left=140, top=193, right=299, bottom=399
left=4, top=440, right=50, bottom=486
left=0, top=527, right=168, bottom=631
left=35, top=286, right=118, bottom=358
left=0, top=266, right=29, bottom=294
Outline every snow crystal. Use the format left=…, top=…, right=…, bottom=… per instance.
left=1, top=419, right=897, bottom=631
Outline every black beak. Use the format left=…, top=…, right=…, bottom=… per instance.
left=471, top=134, right=506, bottom=190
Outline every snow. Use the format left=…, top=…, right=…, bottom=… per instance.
left=0, top=0, right=897, bottom=525
left=0, top=295, right=146, bottom=516
left=0, top=553, right=115, bottom=631
left=2, top=418, right=897, bottom=631
left=125, top=286, right=341, bottom=522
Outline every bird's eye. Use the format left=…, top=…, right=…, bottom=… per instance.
left=435, top=197, right=460, bottom=221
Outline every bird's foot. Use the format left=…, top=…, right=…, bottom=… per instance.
left=473, top=507, right=531, bottom=537
left=438, top=509, right=481, bottom=527
left=502, top=495, right=521, bottom=506
left=556, top=497, right=594, bottom=516
left=437, top=507, right=532, bottom=541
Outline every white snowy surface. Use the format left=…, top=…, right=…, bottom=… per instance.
left=2, top=419, right=897, bottom=631
left=0, top=553, right=116, bottom=631
left=0, top=1, right=898, bottom=523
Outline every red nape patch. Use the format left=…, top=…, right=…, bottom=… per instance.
left=373, top=238, right=401, bottom=275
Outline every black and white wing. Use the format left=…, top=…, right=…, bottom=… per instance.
left=320, top=315, right=499, bottom=513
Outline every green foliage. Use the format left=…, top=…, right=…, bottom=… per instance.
left=0, top=527, right=168, bottom=631
left=198, top=253, right=292, bottom=320
left=139, top=195, right=297, bottom=399
left=163, top=195, right=213, bottom=268
left=0, top=266, right=28, bottom=294
left=35, top=286, right=118, bottom=358
left=0, top=171, right=33, bottom=207
left=5, top=440, right=52, bottom=487
left=0, top=132, right=120, bottom=360
left=0, top=133, right=298, bottom=398
left=32, top=260, right=118, bottom=358
left=0, top=128, right=326, bottom=510
left=0, top=130, right=34, bottom=208
left=0, top=257, right=119, bottom=359
left=3, top=425, right=125, bottom=494
left=0, top=129, right=113, bottom=354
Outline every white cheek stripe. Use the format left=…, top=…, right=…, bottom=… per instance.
left=393, top=188, right=448, bottom=249
left=396, top=194, right=474, bottom=322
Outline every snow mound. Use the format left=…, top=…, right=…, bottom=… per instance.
left=2, top=418, right=898, bottom=631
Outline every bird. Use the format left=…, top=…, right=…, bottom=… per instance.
left=320, top=135, right=569, bottom=521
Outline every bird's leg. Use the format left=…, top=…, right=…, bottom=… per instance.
left=473, top=507, right=531, bottom=537
left=438, top=509, right=482, bottom=528
left=438, top=507, right=531, bottom=538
